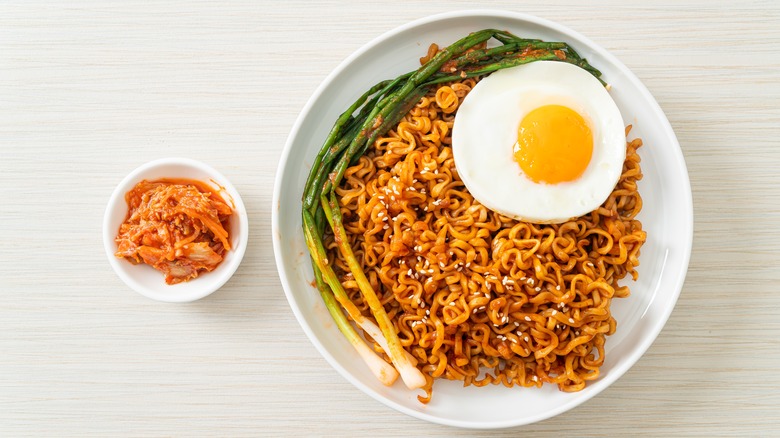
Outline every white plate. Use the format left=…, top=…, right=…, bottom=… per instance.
left=272, top=10, right=692, bottom=429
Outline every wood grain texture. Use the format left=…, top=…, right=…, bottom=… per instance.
left=2, top=1, right=779, bottom=436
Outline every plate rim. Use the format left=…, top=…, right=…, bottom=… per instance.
left=272, top=9, right=693, bottom=429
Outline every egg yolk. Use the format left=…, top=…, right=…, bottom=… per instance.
left=514, top=104, right=593, bottom=184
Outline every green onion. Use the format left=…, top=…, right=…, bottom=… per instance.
left=301, top=29, right=601, bottom=389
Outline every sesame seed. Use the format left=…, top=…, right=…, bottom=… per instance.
left=556, top=285, right=561, bottom=291
left=514, top=322, right=519, bottom=327
left=524, top=316, right=531, bottom=322
left=552, top=310, right=557, bottom=315
left=535, top=287, right=541, bottom=292
left=569, top=318, right=575, bottom=323
left=407, top=269, right=412, bottom=276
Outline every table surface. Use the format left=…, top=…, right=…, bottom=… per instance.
left=3, top=1, right=779, bottom=436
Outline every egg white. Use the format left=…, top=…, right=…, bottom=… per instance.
left=452, top=61, right=626, bottom=224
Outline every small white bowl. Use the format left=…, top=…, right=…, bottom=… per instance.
left=103, top=158, right=248, bottom=302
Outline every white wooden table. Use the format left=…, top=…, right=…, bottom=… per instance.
left=2, top=1, right=779, bottom=436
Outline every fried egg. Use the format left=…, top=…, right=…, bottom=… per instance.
left=452, top=61, right=625, bottom=224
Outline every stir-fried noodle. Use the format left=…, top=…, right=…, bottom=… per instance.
left=325, top=78, right=646, bottom=401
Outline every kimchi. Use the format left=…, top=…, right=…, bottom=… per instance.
left=115, top=179, right=233, bottom=284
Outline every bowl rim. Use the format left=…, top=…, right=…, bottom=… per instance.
left=272, top=9, right=692, bottom=428
left=104, top=157, right=249, bottom=303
